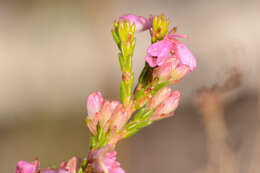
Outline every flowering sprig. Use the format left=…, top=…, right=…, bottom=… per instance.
left=16, top=14, right=197, bottom=173
left=112, top=19, right=136, bottom=105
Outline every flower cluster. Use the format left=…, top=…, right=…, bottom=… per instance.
left=87, top=145, right=125, bottom=173
left=16, top=157, right=84, bottom=173
left=16, top=14, right=197, bottom=173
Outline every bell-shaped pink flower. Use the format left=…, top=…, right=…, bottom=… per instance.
left=120, top=14, right=152, bottom=32
left=88, top=145, right=125, bottom=173
left=165, top=34, right=197, bottom=71
left=145, top=39, right=173, bottom=67
left=150, top=90, right=180, bottom=121
left=87, top=92, right=104, bottom=118
left=16, top=159, right=39, bottom=173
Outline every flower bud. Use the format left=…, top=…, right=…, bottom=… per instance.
left=152, top=56, right=190, bottom=84
left=64, top=157, right=82, bottom=173
left=87, top=92, right=103, bottom=118
left=152, top=90, right=180, bottom=117
left=88, top=145, right=125, bottom=173
left=99, top=100, right=120, bottom=131
left=147, top=87, right=171, bottom=109
left=120, top=14, right=152, bottom=32
left=109, top=105, right=129, bottom=133
left=170, top=64, right=190, bottom=84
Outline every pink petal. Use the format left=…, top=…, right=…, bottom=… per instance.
left=120, top=14, right=152, bottom=32
left=87, top=92, right=103, bottom=117
left=175, top=42, right=197, bottom=71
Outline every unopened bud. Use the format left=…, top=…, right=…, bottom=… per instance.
left=87, top=92, right=103, bottom=118
left=153, top=90, right=180, bottom=115
left=147, top=87, right=171, bottom=109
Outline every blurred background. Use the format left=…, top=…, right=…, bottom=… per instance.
left=0, top=0, right=260, bottom=172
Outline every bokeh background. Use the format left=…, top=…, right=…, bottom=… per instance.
left=1, top=0, right=260, bottom=172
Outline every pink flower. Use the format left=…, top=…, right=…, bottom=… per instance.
left=145, top=33, right=197, bottom=72
left=16, top=159, right=39, bottom=173
left=145, top=39, right=173, bottom=67
left=165, top=34, right=197, bottom=71
left=120, top=14, right=152, bottom=32
left=88, top=145, right=125, bottom=173
left=87, top=92, right=104, bottom=118
left=41, top=157, right=81, bottom=173
left=86, top=92, right=124, bottom=135
left=150, top=90, right=180, bottom=121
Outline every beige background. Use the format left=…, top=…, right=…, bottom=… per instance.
left=0, top=0, right=260, bottom=172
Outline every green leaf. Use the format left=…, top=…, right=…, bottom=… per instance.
left=140, top=110, right=153, bottom=121
left=123, top=128, right=139, bottom=138
left=90, top=136, right=96, bottom=149
left=126, top=121, right=138, bottom=131
left=132, top=107, right=146, bottom=121
left=112, top=30, right=120, bottom=49
left=136, top=120, right=152, bottom=128
left=121, top=42, right=127, bottom=57
left=125, top=55, right=132, bottom=72
left=135, top=88, right=145, bottom=101
left=77, top=158, right=87, bottom=173
left=130, top=38, right=136, bottom=55
left=120, top=81, right=127, bottom=104
left=97, top=128, right=105, bottom=141
left=118, top=53, right=125, bottom=72
left=97, top=138, right=108, bottom=148
left=152, top=82, right=168, bottom=95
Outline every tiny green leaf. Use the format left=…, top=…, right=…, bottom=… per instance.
left=123, top=128, right=139, bottom=139
left=152, top=82, right=168, bottom=95
left=120, top=81, right=127, bottom=104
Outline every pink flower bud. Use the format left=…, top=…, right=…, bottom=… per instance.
left=145, top=39, right=173, bottom=67
left=16, top=159, right=39, bottom=173
left=120, top=14, right=152, bottom=32
left=170, top=64, right=190, bottom=84
left=88, top=145, right=125, bottom=173
left=152, top=56, right=190, bottom=83
left=86, top=113, right=99, bottom=135
left=64, top=157, right=82, bottom=173
left=99, top=100, right=120, bottom=131
left=147, top=87, right=171, bottom=109
left=152, top=90, right=180, bottom=117
left=109, top=105, right=129, bottom=133
left=87, top=92, right=103, bottom=118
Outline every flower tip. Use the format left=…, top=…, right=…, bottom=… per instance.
left=120, top=14, right=152, bottom=32
left=87, top=92, right=104, bottom=117
left=16, top=160, right=39, bottom=173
